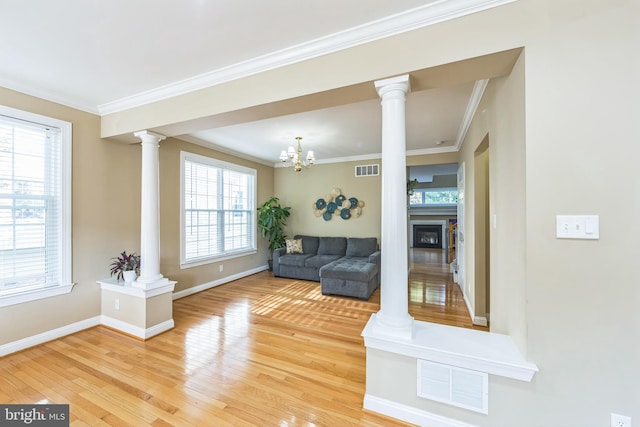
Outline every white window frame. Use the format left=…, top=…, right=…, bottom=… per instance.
left=0, top=105, right=73, bottom=308
left=409, top=187, right=459, bottom=207
left=180, top=151, right=257, bottom=268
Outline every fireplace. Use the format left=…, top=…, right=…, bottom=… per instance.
left=413, top=224, right=443, bottom=249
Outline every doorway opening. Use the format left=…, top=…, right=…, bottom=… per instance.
left=473, top=135, right=491, bottom=324
left=407, top=163, right=480, bottom=328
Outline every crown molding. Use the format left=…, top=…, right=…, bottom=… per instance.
left=180, top=135, right=460, bottom=169
left=407, top=145, right=459, bottom=157
left=312, top=153, right=384, bottom=165
left=455, top=78, right=489, bottom=150
left=98, top=0, right=516, bottom=115
left=176, top=135, right=275, bottom=167
left=0, top=76, right=99, bottom=115
left=273, top=144, right=460, bottom=168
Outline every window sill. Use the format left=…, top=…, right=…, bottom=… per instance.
left=0, top=283, right=75, bottom=308
left=180, top=249, right=257, bottom=269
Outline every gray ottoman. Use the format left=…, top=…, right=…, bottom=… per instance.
left=319, top=258, right=379, bottom=300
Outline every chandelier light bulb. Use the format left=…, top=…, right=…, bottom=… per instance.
left=279, top=136, right=315, bottom=173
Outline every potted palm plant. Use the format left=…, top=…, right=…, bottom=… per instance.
left=257, top=196, right=291, bottom=270
left=110, top=251, right=141, bottom=283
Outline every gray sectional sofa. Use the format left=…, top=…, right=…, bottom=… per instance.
left=272, top=235, right=380, bottom=300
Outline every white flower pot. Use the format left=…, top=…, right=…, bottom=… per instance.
left=122, top=270, right=137, bottom=283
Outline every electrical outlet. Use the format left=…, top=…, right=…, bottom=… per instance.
left=611, top=413, right=632, bottom=427
left=114, top=299, right=120, bottom=311
left=219, top=264, right=223, bottom=272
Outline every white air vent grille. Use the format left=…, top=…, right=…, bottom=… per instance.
left=355, top=164, right=379, bottom=177
left=417, top=360, right=488, bottom=414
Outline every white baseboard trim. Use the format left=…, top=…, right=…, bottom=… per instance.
left=0, top=316, right=101, bottom=357
left=463, top=292, right=474, bottom=323
left=1, top=265, right=268, bottom=356
left=172, top=265, right=269, bottom=300
left=144, top=319, right=175, bottom=338
left=473, top=316, right=488, bottom=327
left=462, top=292, right=488, bottom=326
left=363, top=394, right=478, bottom=427
left=100, top=315, right=174, bottom=340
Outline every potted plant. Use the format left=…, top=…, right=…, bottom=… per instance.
left=110, top=251, right=141, bottom=283
left=407, top=178, right=419, bottom=196
left=257, top=196, right=291, bottom=269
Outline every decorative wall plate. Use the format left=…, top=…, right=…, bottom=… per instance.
left=312, top=187, right=365, bottom=221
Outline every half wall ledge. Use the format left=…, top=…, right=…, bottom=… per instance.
left=361, top=313, right=538, bottom=382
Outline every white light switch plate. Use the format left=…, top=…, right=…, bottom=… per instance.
left=556, top=215, right=599, bottom=239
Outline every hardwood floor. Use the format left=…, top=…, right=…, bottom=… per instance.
left=409, top=248, right=488, bottom=331
left=0, top=249, right=483, bottom=426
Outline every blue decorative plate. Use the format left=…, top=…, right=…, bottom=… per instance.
left=349, top=197, right=358, bottom=208
left=326, top=202, right=337, bottom=213
left=316, top=198, right=326, bottom=209
left=336, top=195, right=346, bottom=203
left=322, top=211, right=333, bottom=221
left=340, top=209, right=351, bottom=220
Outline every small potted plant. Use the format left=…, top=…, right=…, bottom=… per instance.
left=110, top=251, right=141, bottom=283
left=407, top=178, right=419, bottom=196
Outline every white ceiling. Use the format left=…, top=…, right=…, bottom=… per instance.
left=409, top=163, right=459, bottom=183
left=189, top=82, right=474, bottom=165
left=0, top=0, right=506, bottom=168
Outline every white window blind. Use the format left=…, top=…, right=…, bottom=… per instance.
left=0, top=106, right=72, bottom=304
left=181, top=152, right=256, bottom=266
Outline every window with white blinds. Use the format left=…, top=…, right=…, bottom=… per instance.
left=181, top=151, right=256, bottom=267
left=0, top=106, right=72, bottom=306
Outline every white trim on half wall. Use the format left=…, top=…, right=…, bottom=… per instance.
left=364, top=394, right=479, bottom=427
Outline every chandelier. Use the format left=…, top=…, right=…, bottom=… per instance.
left=279, top=136, right=315, bottom=172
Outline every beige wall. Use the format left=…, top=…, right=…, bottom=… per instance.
left=157, top=139, right=274, bottom=294
left=458, top=51, right=527, bottom=346
left=100, top=291, right=172, bottom=329
left=274, top=160, right=382, bottom=242
left=101, top=291, right=145, bottom=328
left=0, top=87, right=140, bottom=345
left=146, top=293, right=173, bottom=328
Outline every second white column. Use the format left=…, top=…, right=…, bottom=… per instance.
left=373, top=74, right=414, bottom=339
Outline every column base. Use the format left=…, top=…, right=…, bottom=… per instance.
left=368, top=312, right=414, bottom=341
left=132, top=276, right=170, bottom=290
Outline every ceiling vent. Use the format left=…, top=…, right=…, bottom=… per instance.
left=355, top=164, right=379, bottom=177
left=417, top=359, right=488, bottom=414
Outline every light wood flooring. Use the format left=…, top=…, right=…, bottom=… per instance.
left=409, top=248, right=488, bottom=330
left=0, top=249, right=484, bottom=426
